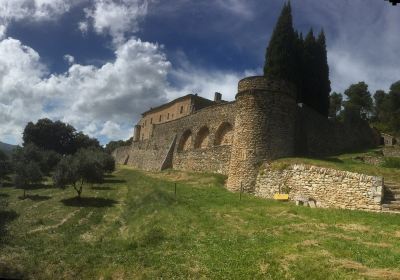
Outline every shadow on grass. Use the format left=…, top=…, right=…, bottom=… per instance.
left=0, top=209, right=19, bottom=247
left=102, top=179, right=126, bottom=184
left=18, top=194, right=51, bottom=201
left=0, top=193, right=9, bottom=198
left=322, top=157, right=344, bottom=163
left=15, top=183, right=54, bottom=191
left=61, top=197, right=118, bottom=208
left=91, top=186, right=114, bottom=191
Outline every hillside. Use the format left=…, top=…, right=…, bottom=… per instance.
left=0, top=141, right=17, bottom=155
left=1, top=167, right=400, bottom=279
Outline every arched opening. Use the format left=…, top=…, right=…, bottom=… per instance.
left=214, top=122, right=233, bottom=146
left=177, top=130, right=192, bottom=152
left=194, top=126, right=210, bottom=149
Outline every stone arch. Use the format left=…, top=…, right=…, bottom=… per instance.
left=194, top=126, right=210, bottom=149
left=177, top=130, right=192, bottom=152
left=214, top=122, right=233, bottom=146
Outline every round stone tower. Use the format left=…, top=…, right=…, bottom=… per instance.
left=226, top=76, right=297, bottom=193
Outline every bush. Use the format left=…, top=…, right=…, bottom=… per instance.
left=381, top=157, right=400, bottom=169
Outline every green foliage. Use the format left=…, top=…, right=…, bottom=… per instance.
left=105, top=137, right=133, bottom=154
left=264, top=3, right=331, bottom=117
left=23, top=118, right=100, bottom=155
left=329, top=92, right=343, bottom=119
left=52, top=156, right=80, bottom=189
left=0, top=150, right=11, bottom=184
left=13, top=161, right=43, bottom=191
left=381, top=157, right=400, bottom=169
left=301, top=29, right=331, bottom=116
left=263, top=2, right=297, bottom=84
left=53, top=148, right=115, bottom=197
left=343, top=82, right=373, bottom=121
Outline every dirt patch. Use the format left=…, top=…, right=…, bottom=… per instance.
left=29, top=210, right=80, bottom=233
left=336, top=223, right=371, bottom=233
left=338, top=259, right=400, bottom=279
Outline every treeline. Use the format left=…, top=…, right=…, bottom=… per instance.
left=329, top=81, right=400, bottom=135
left=264, top=2, right=330, bottom=117
left=0, top=119, right=115, bottom=198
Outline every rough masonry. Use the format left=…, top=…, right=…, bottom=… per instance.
left=113, top=75, right=381, bottom=210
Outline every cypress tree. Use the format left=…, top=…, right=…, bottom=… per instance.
left=301, top=29, right=318, bottom=110
left=264, top=2, right=297, bottom=85
left=316, top=30, right=331, bottom=117
left=294, top=31, right=304, bottom=103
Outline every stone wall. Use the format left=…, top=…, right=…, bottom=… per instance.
left=383, top=146, right=400, bottom=157
left=255, top=164, right=383, bottom=211
left=296, top=105, right=378, bottom=156
left=112, top=146, right=131, bottom=165
left=117, top=102, right=236, bottom=173
left=174, top=145, right=232, bottom=174
left=227, top=76, right=297, bottom=193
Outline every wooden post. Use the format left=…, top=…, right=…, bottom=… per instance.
left=174, top=182, right=177, bottom=200
left=240, top=182, right=243, bottom=201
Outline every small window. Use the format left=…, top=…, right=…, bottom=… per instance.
left=150, top=118, right=153, bottom=124
left=180, top=106, right=184, bottom=114
left=159, top=115, right=162, bottom=122
left=145, top=120, right=147, bottom=126
left=167, top=113, right=170, bottom=120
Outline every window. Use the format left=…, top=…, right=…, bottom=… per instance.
left=180, top=106, right=184, bottom=114
left=159, top=115, right=162, bottom=122
left=145, top=120, right=147, bottom=126
left=167, top=113, right=170, bottom=120
left=150, top=118, right=153, bottom=124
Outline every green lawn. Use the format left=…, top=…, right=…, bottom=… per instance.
left=272, top=149, right=400, bottom=184
left=1, top=166, right=400, bottom=279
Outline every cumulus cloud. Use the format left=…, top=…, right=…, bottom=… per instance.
left=82, top=0, right=149, bottom=44
left=0, top=37, right=171, bottom=143
left=0, top=0, right=84, bottom=35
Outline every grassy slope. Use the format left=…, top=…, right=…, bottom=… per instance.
left=0, top=166, right=400, bottom=279
left=272, top=149, right=400, bottom=184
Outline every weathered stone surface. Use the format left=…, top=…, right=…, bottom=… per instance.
left=255, top=164, right=383, bottom=211
left=112, top=75, right=382, bottom=211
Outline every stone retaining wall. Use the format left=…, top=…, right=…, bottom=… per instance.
left=383, top=146, right=400, bottom=158
left=255, top=164, right=383, bottom=211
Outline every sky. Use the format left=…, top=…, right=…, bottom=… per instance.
left=0, top=0, right=399, bottom=145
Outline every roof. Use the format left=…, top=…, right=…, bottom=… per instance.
left=141, top=94, right=214, bottom=116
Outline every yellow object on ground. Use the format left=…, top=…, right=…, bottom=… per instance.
left=274, top=193, right=289, bottom=201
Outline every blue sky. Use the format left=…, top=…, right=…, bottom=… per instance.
left=0, top=0, right=399, bottom=145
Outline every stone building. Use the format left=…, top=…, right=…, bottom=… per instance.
left=114, top=76, right=377, bottom=189
left=113, top=75, right=379, bottom=195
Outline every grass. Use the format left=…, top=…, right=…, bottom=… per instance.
left=272, top=148, right=400, bottom=184
left=0, top=166, right=400, bottom=279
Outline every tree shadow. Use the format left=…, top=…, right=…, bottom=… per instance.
left=0, top=209, right=19, bottom=247
left=60, top=197, right=118, bottom=208
left=102, top=179, right=126, bottom=184
left=91, top=186, right=114, bottom=191
left=0, top=193, right=9, bottom=198
left=321, top=157, right=344, bottom=163
left=18, top=194, right=51, bottom=201
left=15, top=183, right=54, bottom=191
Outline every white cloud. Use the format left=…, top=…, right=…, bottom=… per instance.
left=0, top=36, right=171, bottom=144
left=78, top=21, right=89, bottom=34
left=63, top=54, right=75, bottom=65
left=216, top=0, right=254, bottom=19
left=82, top=0, right=149, bottom=44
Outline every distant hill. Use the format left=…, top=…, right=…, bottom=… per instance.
left=0, top=141, right=17, bottom=155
